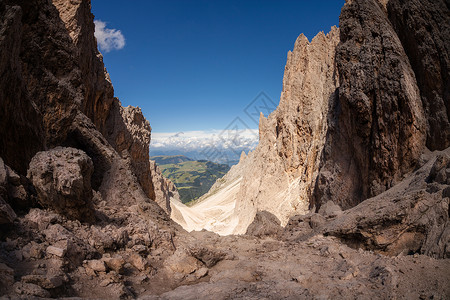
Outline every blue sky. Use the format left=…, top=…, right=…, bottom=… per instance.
left=91, top=0, right=344, bottom=134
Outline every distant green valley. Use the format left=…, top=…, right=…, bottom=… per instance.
left=151, top=155, right=230, bottom=204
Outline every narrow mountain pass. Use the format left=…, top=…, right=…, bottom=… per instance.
left=170, top=177, right=242, bottom=235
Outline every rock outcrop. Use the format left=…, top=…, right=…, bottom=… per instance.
left=0, top=2, right=48, bottom=175
left=185, top=0, right=449, bottom=235
left=177, top=27, right=340, bottom=234
left=52, top=0, right=115, bottom=132
left=27, top=147, right=95, bottom=222
left=0, top=1, right=178, bottom=295
left=106, top=103, right=155, bottom=200
left=52, top=0, right=156, bottom=200
left=0, top=157, right=36, bottom=214
left=322, top=148, right=450, bottom=258
left=0, top=0, right=155, bottom=200
left=386, top=0, right=450, bottom=150
left=150, top=160, right=179, bottom=215
left=313, top=0, right=427, bottom=209
left=232, top=27, right=340, bottom=231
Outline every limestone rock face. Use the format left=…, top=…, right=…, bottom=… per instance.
left=234, top=27, right=339, bottom=230
left=0, top=0, right=155, bottom=201
left=105, top=103, right=155, bottom=200
left=52, top=0, right=156, bottom=200
left=150, top=160, right=179, bottom=215
left=52, top=0, right=115, bottom=133
left=0, top=2, right=50, bottom=175
left=324, top=148, right=450, bottom=258
left=386, top=0, right=450, bottom=150
left=313, top=0, right=426, bottom=209
left=188, top=0, right=449, bottom=235
left=187, top=27, right=340, bottom=234
left=27, top=147, right=95, bottom=222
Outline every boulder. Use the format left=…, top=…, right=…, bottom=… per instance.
left=0, top=157, right=34, bottom=212
left=128, top=252, right=148, bottom=271
left=165, top=249, right=201, bottom=275
left=0, top=263, right=14, bottom=295
left=189, top=246, right=227, bottom=268
left=27, top=147, right=95, bottom=222
left=318, top=201, right=342, bottom=218
left=13, top=282, right=51, bottom=298
left=103, top=256, right=125, bottom=274
left=47, top=245, right=66, bottom=258
left=21, top=274, right=64, bottom=289
left=245, top=211, right=282, bottom=238
left=86, top=259, right=107, bottom=273
left=0, top=196, right=16, bottom=224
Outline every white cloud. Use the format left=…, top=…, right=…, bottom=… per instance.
left=151, top=129, right=259, bottom=151
left=94, top=20, right=125, bottom=52
left=150, top=129, right=259, bottom=164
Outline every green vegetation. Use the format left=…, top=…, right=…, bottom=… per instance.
left=151, top=155, right=193, bottom=165
left=151, top=156, right=230, bottom=204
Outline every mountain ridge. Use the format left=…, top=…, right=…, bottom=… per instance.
left=151, top=155, right=193, bottom=165
left=172, top=0, right=450, bottom=244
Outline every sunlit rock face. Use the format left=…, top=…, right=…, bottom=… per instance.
left=187, top=0, right=449, bottom=235
left=177, top=27, right=340, bottom=234
left=231, top=27, right=341, bottom=233
left=0, top=0, right=155, bottom=200
left=53, top=0, right=156, bottom=200
left=150, top=159, right=180, bottom=215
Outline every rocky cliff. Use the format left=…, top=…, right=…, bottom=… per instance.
left=313, top=0, right=427, bottom=208
left=171, top=28, right=340, bottom=235
left=150, top=160, right=180, bottom=215
left=231, top=27, right=340, bottom=232
left=0, top=0, right=155, bottom=200
left=53, top=0, right=155, bottom=200
left=387, top=0, right=450, bottom=150
left=186, top=0, right=449, bottom=234
left=0, top=0, right=179, bottom=297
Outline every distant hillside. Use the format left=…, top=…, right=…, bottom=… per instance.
left=151, top=155, right=193, bottom=165
left=150, top=149, right=245, bottom=166
left=153, top=156, right=230, bottom=204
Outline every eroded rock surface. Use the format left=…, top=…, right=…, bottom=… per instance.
left=189, top=0, right=449, bottom=235
left=27, top=147, right=95, bottom=222
left=387, top=0, right=450, bottom=150
left=105, top=102, right=155, bottom=200
left=0, top=2, right=48, bottom=175
left=150, top=160, right=179, bottom=215
left=313, top=0, right=426, bottom=209
left=0, top=0, right=156, bottom=201
left=321, top=149, right=450, bottom=258
left=180, top=27, right=340, bottom=234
